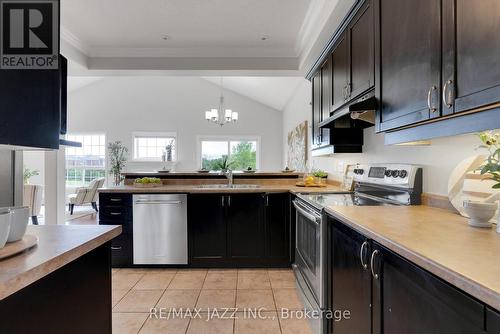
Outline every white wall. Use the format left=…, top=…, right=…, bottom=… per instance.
left=283, top=79, right=496, bottom=196
left=68, top=76, right=283, bottom=179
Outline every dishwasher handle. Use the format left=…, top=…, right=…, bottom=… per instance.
left=134, top=200, right=182, bottom=205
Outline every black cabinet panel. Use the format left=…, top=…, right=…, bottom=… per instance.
left=373, top=242, right=485, bottom=334
left=375, top=0, right=441, bottom=132
left=330, top=220, right=371, bottom=334
left=331, top=33, right=349, bottom=111
left=188, top=194, right=227, bottom=263
left=264, top=193, right=291, bottom=265
left=487, top=308, right=500, bottom=333
left=320, top=58, right=332, bottom=146
left=347, top=0, right=374, bottom=99
left=227, top=194, right=264, bottom=261
left=0, top=69, right=60, bottom=149
left=443, top=0, right=500, bottom=115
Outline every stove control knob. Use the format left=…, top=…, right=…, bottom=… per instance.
left=399, top=170, right=408, bottom=178
left=358, top=169, right=364, bottom=175
left=391, top=170, right=400, bottom=178
left=385, top=169, right=392, bottom=177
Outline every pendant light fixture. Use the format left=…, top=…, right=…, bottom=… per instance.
left=205, top=77, right=238, bottom=126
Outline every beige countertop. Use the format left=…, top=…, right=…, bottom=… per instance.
left=325, top=205, right=500, bottom=311
left=99, top=184, right=343, bottom=194
left=0, top=225, right=121, bottom=301
left=122, top=171, right=302, bottom=177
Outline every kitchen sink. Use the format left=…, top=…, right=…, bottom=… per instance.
left=197, top=184, right=261, bottom=189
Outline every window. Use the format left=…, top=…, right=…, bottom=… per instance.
left=199, top=137, right=259, bottom=171
left=65, top=134, right=106, bottom=187
left=133, top=132, right=176, bottom=161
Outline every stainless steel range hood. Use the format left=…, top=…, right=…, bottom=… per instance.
left=319, top=90, right=377, bottom=129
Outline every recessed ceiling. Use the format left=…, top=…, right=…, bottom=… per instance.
left=62, top=0, right=310, bottom=54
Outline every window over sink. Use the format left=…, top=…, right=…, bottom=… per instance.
left=133, top=132, right=177, bottom=161
left=198, top=136, right=259, bottom=171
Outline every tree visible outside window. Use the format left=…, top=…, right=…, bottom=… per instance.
left=65, top=134, right=106, bottom=187
left=200, top=138, right=258, bottom=171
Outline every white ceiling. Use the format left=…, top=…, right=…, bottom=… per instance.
left=60, top=0, right=353, bottom=75
left=62, top=0, right=310, bottom=56
left=202, top=77, right=304, bottom=110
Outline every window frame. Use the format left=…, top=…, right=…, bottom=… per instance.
left=197, top=135, right=261, bottom=170
left=65, top=132, right=107, bottom=188
left=132, top=131, right=177, bottom=162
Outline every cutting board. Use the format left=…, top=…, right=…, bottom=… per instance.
left=0, top=234, right=38, bottom=260
left=448, top=155, right=499, bottom=221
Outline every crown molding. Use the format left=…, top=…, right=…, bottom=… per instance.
left=61, top=27, right=90, bottom=55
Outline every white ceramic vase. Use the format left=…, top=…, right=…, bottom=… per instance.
left=0, top=211, right=12, bottom=248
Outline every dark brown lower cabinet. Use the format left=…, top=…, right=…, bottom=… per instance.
left=487, top=308, right=500, bottom=333
left=330, top=220, right=371, bottom=334
left=329, top=217, right=490, bottom=334
left=189, top=193, right=292, bottom=267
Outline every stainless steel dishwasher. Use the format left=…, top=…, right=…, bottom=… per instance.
left=133, top=194, right=188, bottom=265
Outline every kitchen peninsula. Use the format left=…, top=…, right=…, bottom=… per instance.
left=0, top=225, right=121, bottom=334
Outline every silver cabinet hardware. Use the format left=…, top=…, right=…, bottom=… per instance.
left=109, top=212, right=121, bottom=216
left=110, top=198, right=122, bottom=202
left=228, top=195, right=231, bottom=207
left=370, top=250, right=380, bottom=279
left=111, top=246, right=122, bottom=250
left=360, top=241, right=369, bottom=270
left=427, top=85, right=437, bottom=113
left=443, top=79, right=454, bottom=108
left=221, top=195, right=225, bottom=207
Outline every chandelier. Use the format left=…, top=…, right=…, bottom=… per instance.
left=205, top=77, right=238, bottom=126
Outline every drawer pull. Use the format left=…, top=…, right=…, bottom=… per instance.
left=111, top=246, right=122, bottom=251
left=370, top=250, right=380, bottom=280
left=109, top=212, right=122, bottom=216
left=110, top=198, right=122, bottom=202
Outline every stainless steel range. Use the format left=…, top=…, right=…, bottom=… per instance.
left=292, top=164, right=422, bottom=334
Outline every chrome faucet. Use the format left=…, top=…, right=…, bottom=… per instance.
left=221, top=169, right=233, bottom=186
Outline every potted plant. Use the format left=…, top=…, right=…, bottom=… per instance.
left=313, top=169, right=328, bottom=185
left=214, top=155, right=234, bottom=172
left=23, top=167, right=39, bottom=184
left=477, top=131, right=500, bottom=232
left=108, top=141, right=128, bottom=186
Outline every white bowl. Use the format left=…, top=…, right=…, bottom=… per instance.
left=463, top=200, right=498, bottom=228
left=7, top=206, right=29, bottom=242
left=0, top=211, right=12, bottom=248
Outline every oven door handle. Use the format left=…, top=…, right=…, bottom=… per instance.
left=293, top=200, right=321, bottom=223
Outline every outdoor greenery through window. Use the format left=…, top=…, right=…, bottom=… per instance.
left=65, top=134, right=106, bottom=187
left=133, top=132, right=176, bottom=161
left=201, top=139, right=258, bottom=171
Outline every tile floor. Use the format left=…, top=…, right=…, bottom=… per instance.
left=112, top=268, right=313, bottom=334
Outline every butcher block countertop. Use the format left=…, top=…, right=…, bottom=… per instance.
left=0, top=225, right=121, bottom=301
left=99, top=184, right=343, bottom=194
left=325, top=205, right=500, bottom=311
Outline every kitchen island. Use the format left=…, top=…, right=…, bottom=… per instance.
left=0, top=225, right=121, bottom=334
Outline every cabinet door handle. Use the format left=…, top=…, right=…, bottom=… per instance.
left=227, top=195, right=231, bottom=207
left=111, top=246, right=122, bottom=251
left=360, top=241, right=369, bottom=270
left=265, top=195, right=269, bottom=207
left=221, top=196, right=225, bottom=207
left=346, top=83, right=351, bottom=99
left=443, top=79, right=454, bottom=108
left=427, top=85, right=437, bottom=113
left=109, top=212, right=122, bottom=216
left=370, top=250, right=380, bottom=279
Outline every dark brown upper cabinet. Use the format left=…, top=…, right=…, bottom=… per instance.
left=311, top=72, right=322, bottom=148
left=375, top=0, right=441, bottom=132
left=331, top=32, right=349, bottom=112
left=346, top=0, right=374, bottom=101
left=320, top=57, right=332, bottom=147
left=442, top=0, right=500, bottom=116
